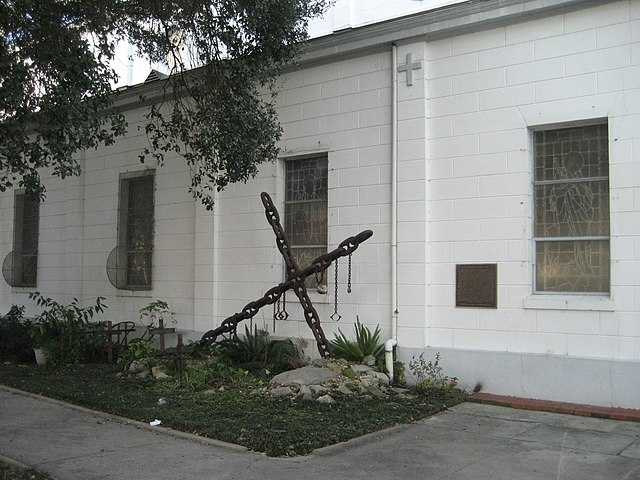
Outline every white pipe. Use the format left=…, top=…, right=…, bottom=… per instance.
left=387, top=43, right=399, bottom=382
left=384, top=338, right=397, bottom=379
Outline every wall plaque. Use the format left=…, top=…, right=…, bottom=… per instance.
left=456, top=264, right=497, bottom=308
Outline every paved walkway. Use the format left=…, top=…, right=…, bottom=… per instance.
left=2, top=388, right=640, bottom=480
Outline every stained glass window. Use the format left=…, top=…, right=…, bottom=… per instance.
left=118, top=173, right=154, bottom=290
left=284, top=155, right=328, bottom=289
left=12, top=192, right=39, bottom=287
left=534, top=124, right=610, bottom=293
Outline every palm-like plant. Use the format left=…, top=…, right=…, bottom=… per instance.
left=330, top=317, right=384, bottom=364
left=217, top=325, right=301, bottom=373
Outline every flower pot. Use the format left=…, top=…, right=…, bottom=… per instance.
left=34, top=348, right=48, bottom=366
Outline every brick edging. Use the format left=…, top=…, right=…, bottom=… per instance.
left=470, top=392, right=640, bottom=422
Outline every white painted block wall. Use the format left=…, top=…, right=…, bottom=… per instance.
left=0, top=107, right=203, bottom=329
left=424, top=0, right=640, bottom=362
left=210, top=51, right=396, bottom=346
left=0, top=0, right=638, bottom=374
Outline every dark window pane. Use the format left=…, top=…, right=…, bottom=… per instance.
left=534, top=124, right=608, bottom=181
left=284, top=201, right=327, bottom=246
left=12, top=193, right=39, bottom=287
left=286, top=157, right=328, bottom=202
left=534, top=124, right=610, bottom=294
left=126, top=252, right=152, bottom=287
left=119, top=174, right=154, bottom=289
left=534, top=180, right=609, bottom=237
left=284, top=156, right=328, bottom=289
left=291, top=247, right=326, bottom=288
left=536, top=240, right=609, bottom=293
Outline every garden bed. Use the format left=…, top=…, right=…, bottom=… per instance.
left=0, top=363, right=465, bottom=456
left=0, top=459, right=51, bottom=480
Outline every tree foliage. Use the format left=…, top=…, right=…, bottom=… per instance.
left=0, top=0, right=329, bottom=208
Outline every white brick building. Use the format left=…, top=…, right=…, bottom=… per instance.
left=2, top=0, right=640, bottom=408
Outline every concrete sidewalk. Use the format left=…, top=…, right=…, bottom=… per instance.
left=2, top=388, right=640, bottom=480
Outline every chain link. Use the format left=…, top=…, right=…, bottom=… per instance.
left=347, top=253, right=352, bottom=294
left=201, top=192, right=373, bottom=357
left=330, top=259, right=341, bottom=322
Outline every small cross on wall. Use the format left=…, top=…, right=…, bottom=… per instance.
left=397, top=53, right=422, bottom=87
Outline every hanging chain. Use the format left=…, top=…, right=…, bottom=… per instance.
left=279, top=290, right=289, bottom=320
left=330, top=259, right=342, bottom=321
left=347, top=253, right=352, bottom=294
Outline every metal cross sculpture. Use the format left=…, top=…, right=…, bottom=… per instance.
left=201, top=192, right=373, bottom=357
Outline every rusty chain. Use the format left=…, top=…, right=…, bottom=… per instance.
left=200, top=192, right=373, bottom=357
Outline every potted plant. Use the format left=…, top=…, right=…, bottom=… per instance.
left=30, top=321, right=55, bottom=366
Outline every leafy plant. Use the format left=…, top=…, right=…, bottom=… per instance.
left=178, top=360, right=250, bottom=392
left=0, top=305, right=34, bottom=362
left=408, top=352, right=458, bottom=394
left=330, top=318, right=384, bottom=365
left=217, top=325, right=302, bottom=374
left=139, top=300, right=175, bottom=328
left=118, top=338, right=157, bottom=370
left=29, top=293, right=108, bottom=366
left=393, top=361, right=406, bottom=386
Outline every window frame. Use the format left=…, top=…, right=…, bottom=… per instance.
left=12, top=190, right=40, bottom=288
left=530, top=120, right=611, bottom=297
left=117, top=169, right=155, bottom=291
left=281, top=153, right=329, bottom=291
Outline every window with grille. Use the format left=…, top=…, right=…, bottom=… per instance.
left=12, top=192, right=39, bottom=287
left=284, top=155, right=328, bottom=288
left=533, top=123, right=610, bottom=294
left=118, top=172, right=154, bottom=290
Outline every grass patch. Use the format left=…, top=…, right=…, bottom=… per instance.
left=0, top=363, right=465, bottom=456
left=0, top=460, right=51, bottom=480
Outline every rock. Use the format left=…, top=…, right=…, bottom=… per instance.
left=270, top=386, right=293, bottom=398
left=363, top=355, right=376, bottom=367
left=151, top=366, right=170, bottom=380
left=128, top=360, right=145, bottom=373
left=218, top=386, right=225, bottom=392
left=337, top=384, right=354, bottom=396
left=367, top=371, right=390, bottom=385
left=309, top=385, right=326, bottom=396
left=366, top=386, right=387, bottom=399
left=270, top=366, right=338, bottom=387
left=299, top=385, right=314, bottom=401
left=157, top=398, right=167, bottom=406
left=316, top=394, right=335, bottom=404
left=351, top=364, right=374, bottom=375
left=203, top=389, right=217, bottom=395
left=359, top=376, right=375, bottom=388
left=136, top=370, right=149, bottom=379
left=391, top=387, right=410, bottom=394
left=310, top=358, right=328, bottom=368
left=326, top=359, right=350, bottom=373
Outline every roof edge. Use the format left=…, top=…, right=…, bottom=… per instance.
left=113, top=0, right=613, bottom=110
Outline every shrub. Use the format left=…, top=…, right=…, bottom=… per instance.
left=330, top=318, right=384, bottom=365
left=179, top=359, right=250, bottom=391
left=117, top=337, right=157, bottom=370
left=139, top=300, right=175, bottom=328
left=217, top=325, right=302, bottom=374
left=0, top=305, right=34, bottom=362
left=29, top=293, right=108, bottom=366
left=408, top=352, right=458, bottom=394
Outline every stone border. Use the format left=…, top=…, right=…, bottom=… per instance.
left=0, top=385, right=249, bottom=453
left=470, top=392, right=640, bottom=422
left=0, top=454, right=32, bottom=470
left=311, top=423, right=413, bottom=457
left=1, top=383, right=443, bottom=458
